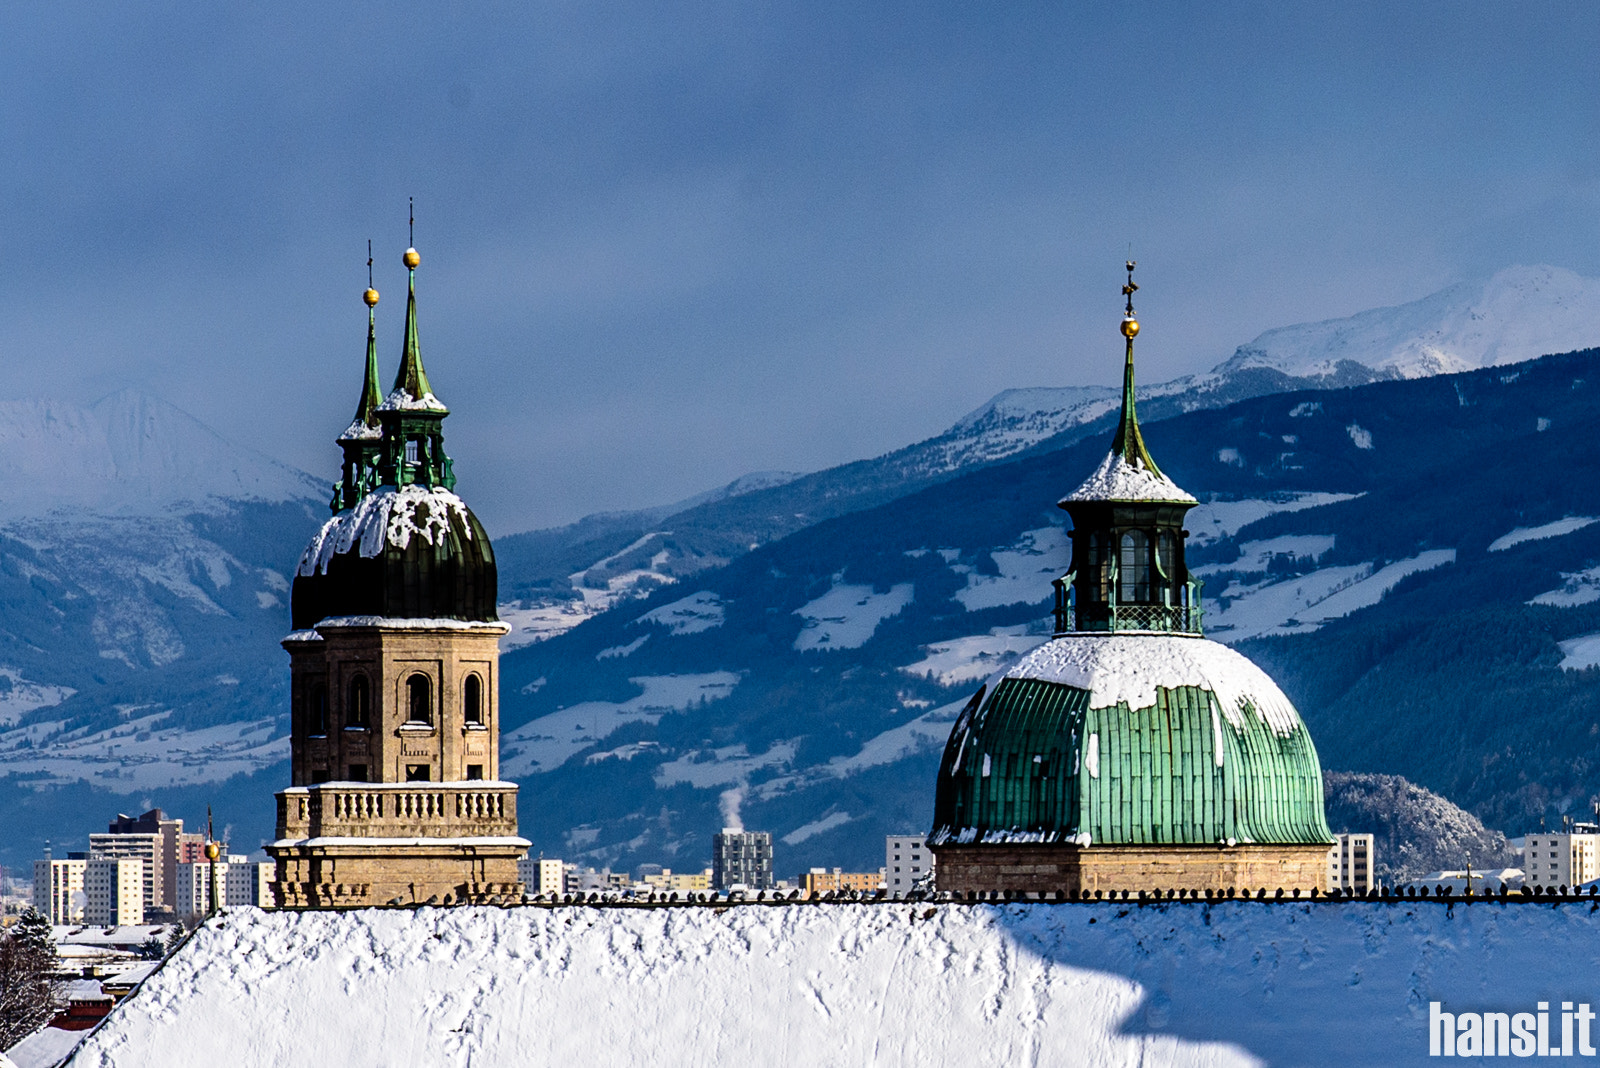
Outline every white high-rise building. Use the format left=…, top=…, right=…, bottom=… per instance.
left=1522, top=831, right=1600, bottom=888
left=33, top=858, right=86, bottom=924
left=885, top=835, right=934, bottom=897
left=83, top=858, right=145, bottom=925
left=176, top=856, right=267, bottom=915
left=226, top=860, right=274, bottom=907
left=88, top=832, right=162, bottom=915
left=517, top=857, right=565, bottom=894
left=1327, top=833, right=1376, bottom=893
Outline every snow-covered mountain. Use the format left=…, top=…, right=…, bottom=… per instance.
left=916, top=264, right=1600, bottom=473
left=496, top=265, right=1600, bottom=640
left=0, top=391, right=325, bottom=855
left=1218, top=264, right=1600, bottom=380
left=0, top=389, right=323, bottom=516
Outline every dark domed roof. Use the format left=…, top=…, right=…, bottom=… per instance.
left=929, top=634, right=1331, bottom=848
left=291, top=484, right=497, bottom=629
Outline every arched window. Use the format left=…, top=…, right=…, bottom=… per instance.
left=308, top=683, right=329, bottom=736
left=406, top=674, right=432, bottom=726
left=1118, top=531, right=1150, bottom=604
left=348, top=674, right=370, bottom=729
left=464, top=674, right=483, bottom=725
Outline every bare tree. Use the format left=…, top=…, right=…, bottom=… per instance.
left=0, top=909, right=63, bottom=1050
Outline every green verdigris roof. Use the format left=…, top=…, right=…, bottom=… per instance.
left=392, top=268, right=435, bottom=404
left=930, top=657, right=1332, bottom=847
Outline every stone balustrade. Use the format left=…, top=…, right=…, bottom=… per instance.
left=277, top=782, right=519, bottom=841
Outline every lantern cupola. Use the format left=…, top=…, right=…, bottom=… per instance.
left=1054, top=261, right=1202, bottom=635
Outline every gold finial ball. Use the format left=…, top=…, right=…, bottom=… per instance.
left=1121, top=316, right=1140, bottom=339
left=363, top=287, right=380, bottom=307
left=204, top=842, right=220, bottom=861
left=403, top=247, right=421, bottom=269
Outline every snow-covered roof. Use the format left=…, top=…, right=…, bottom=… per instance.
left=337, top=418, right=383, bottom=442
left=376, top=388, right=448, bottom=413
left=4, top=1026, right=84, bottom=1068
left=104, top=961, right=161, bottom=987
left=1061, top=450, right=1198, bottom=505
left=297, top=484, right=475, bottom=576
left=54, top=924, right=172, bottom=946
left=285, top=617, right=511, bottom=640
left=994, top=632, right=1303, bottom=737
left=59, top=902, right=1600, bottom=1068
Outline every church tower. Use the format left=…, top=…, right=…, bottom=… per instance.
left=266, top=237, right=527, bottom=909
left=928, top=264, right=1333, bottom=896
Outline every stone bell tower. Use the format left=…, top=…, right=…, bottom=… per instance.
left=266, top=234, right=527, bottom=909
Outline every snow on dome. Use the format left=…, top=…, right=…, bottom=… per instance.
left=337, top=419, right=383, bottom=442
left=1061, top=451, right=1197, bottom=505
left=995, top=633, right=1303, bottom=738
left=298, top=484, right=474, bottom=577
left=377, top=388, right=448, bottom=413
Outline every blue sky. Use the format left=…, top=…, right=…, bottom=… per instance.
left=2, top=2, right=1598, bottom=532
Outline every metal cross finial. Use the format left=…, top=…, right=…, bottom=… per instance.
left=367, top=240, right=373, bottom=288
left=409, top=197, right=415, bottom=246
left=1122, top=260, right=1138, bottom=315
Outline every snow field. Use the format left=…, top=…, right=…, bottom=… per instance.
left=793, top=579, right=915, bottom=651
left=1529, top=565, right=1600, bottom=607
left=1557, top=633, right=1600, bottom=671
left=900, top=627, right=1049, bottom=687
left=1204, top=549, right=1456, bottom=642
left=1488, top=516, right=1600, bottom=552
left=953, top=527, right=1068, bottom=611
left=499, top=673, right=739, bottom=775
left=69, top=900, right=1600, bottom=1068
left=634, top=590, right=726, bottom=635
left=1183, top=493, right=1359, bottom=548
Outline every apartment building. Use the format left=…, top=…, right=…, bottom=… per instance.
left=885, top=835, right=935, bottom=897
left=87, top=833, right=162, bottom=916
left=799, top=868, right=883, bottom=894
left=517, top=857, right=566, bottom=895
left=83, top=858, right=144, bottom=925
left=639, top=868, right=713, bottom=893
left=1326, top=833, right=1376, bottom=894
left=1522, top=831, right=1600, bottom=888
left=176, top=857, right=272, bottom=915
left=712, top=830, right=773, bottom=890
left=33, top=858, right=86, bottom=924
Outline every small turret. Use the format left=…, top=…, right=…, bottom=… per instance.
left=375, top=204, right=455, bottom=491
left=332, top=243, right=385, bottom=513
left=1054, top=262, right=1201, bottom=634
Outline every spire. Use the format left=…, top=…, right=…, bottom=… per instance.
left=346, top=241, right=383, bottom=436
left=392, top=199, right=437, bottom=403
left=1110, top=260, right=1163, bottom=476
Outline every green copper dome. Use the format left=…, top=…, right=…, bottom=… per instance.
left=929, top=263, right=1331, bottom=852
left=928, top=634, right=1332, bottom=847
